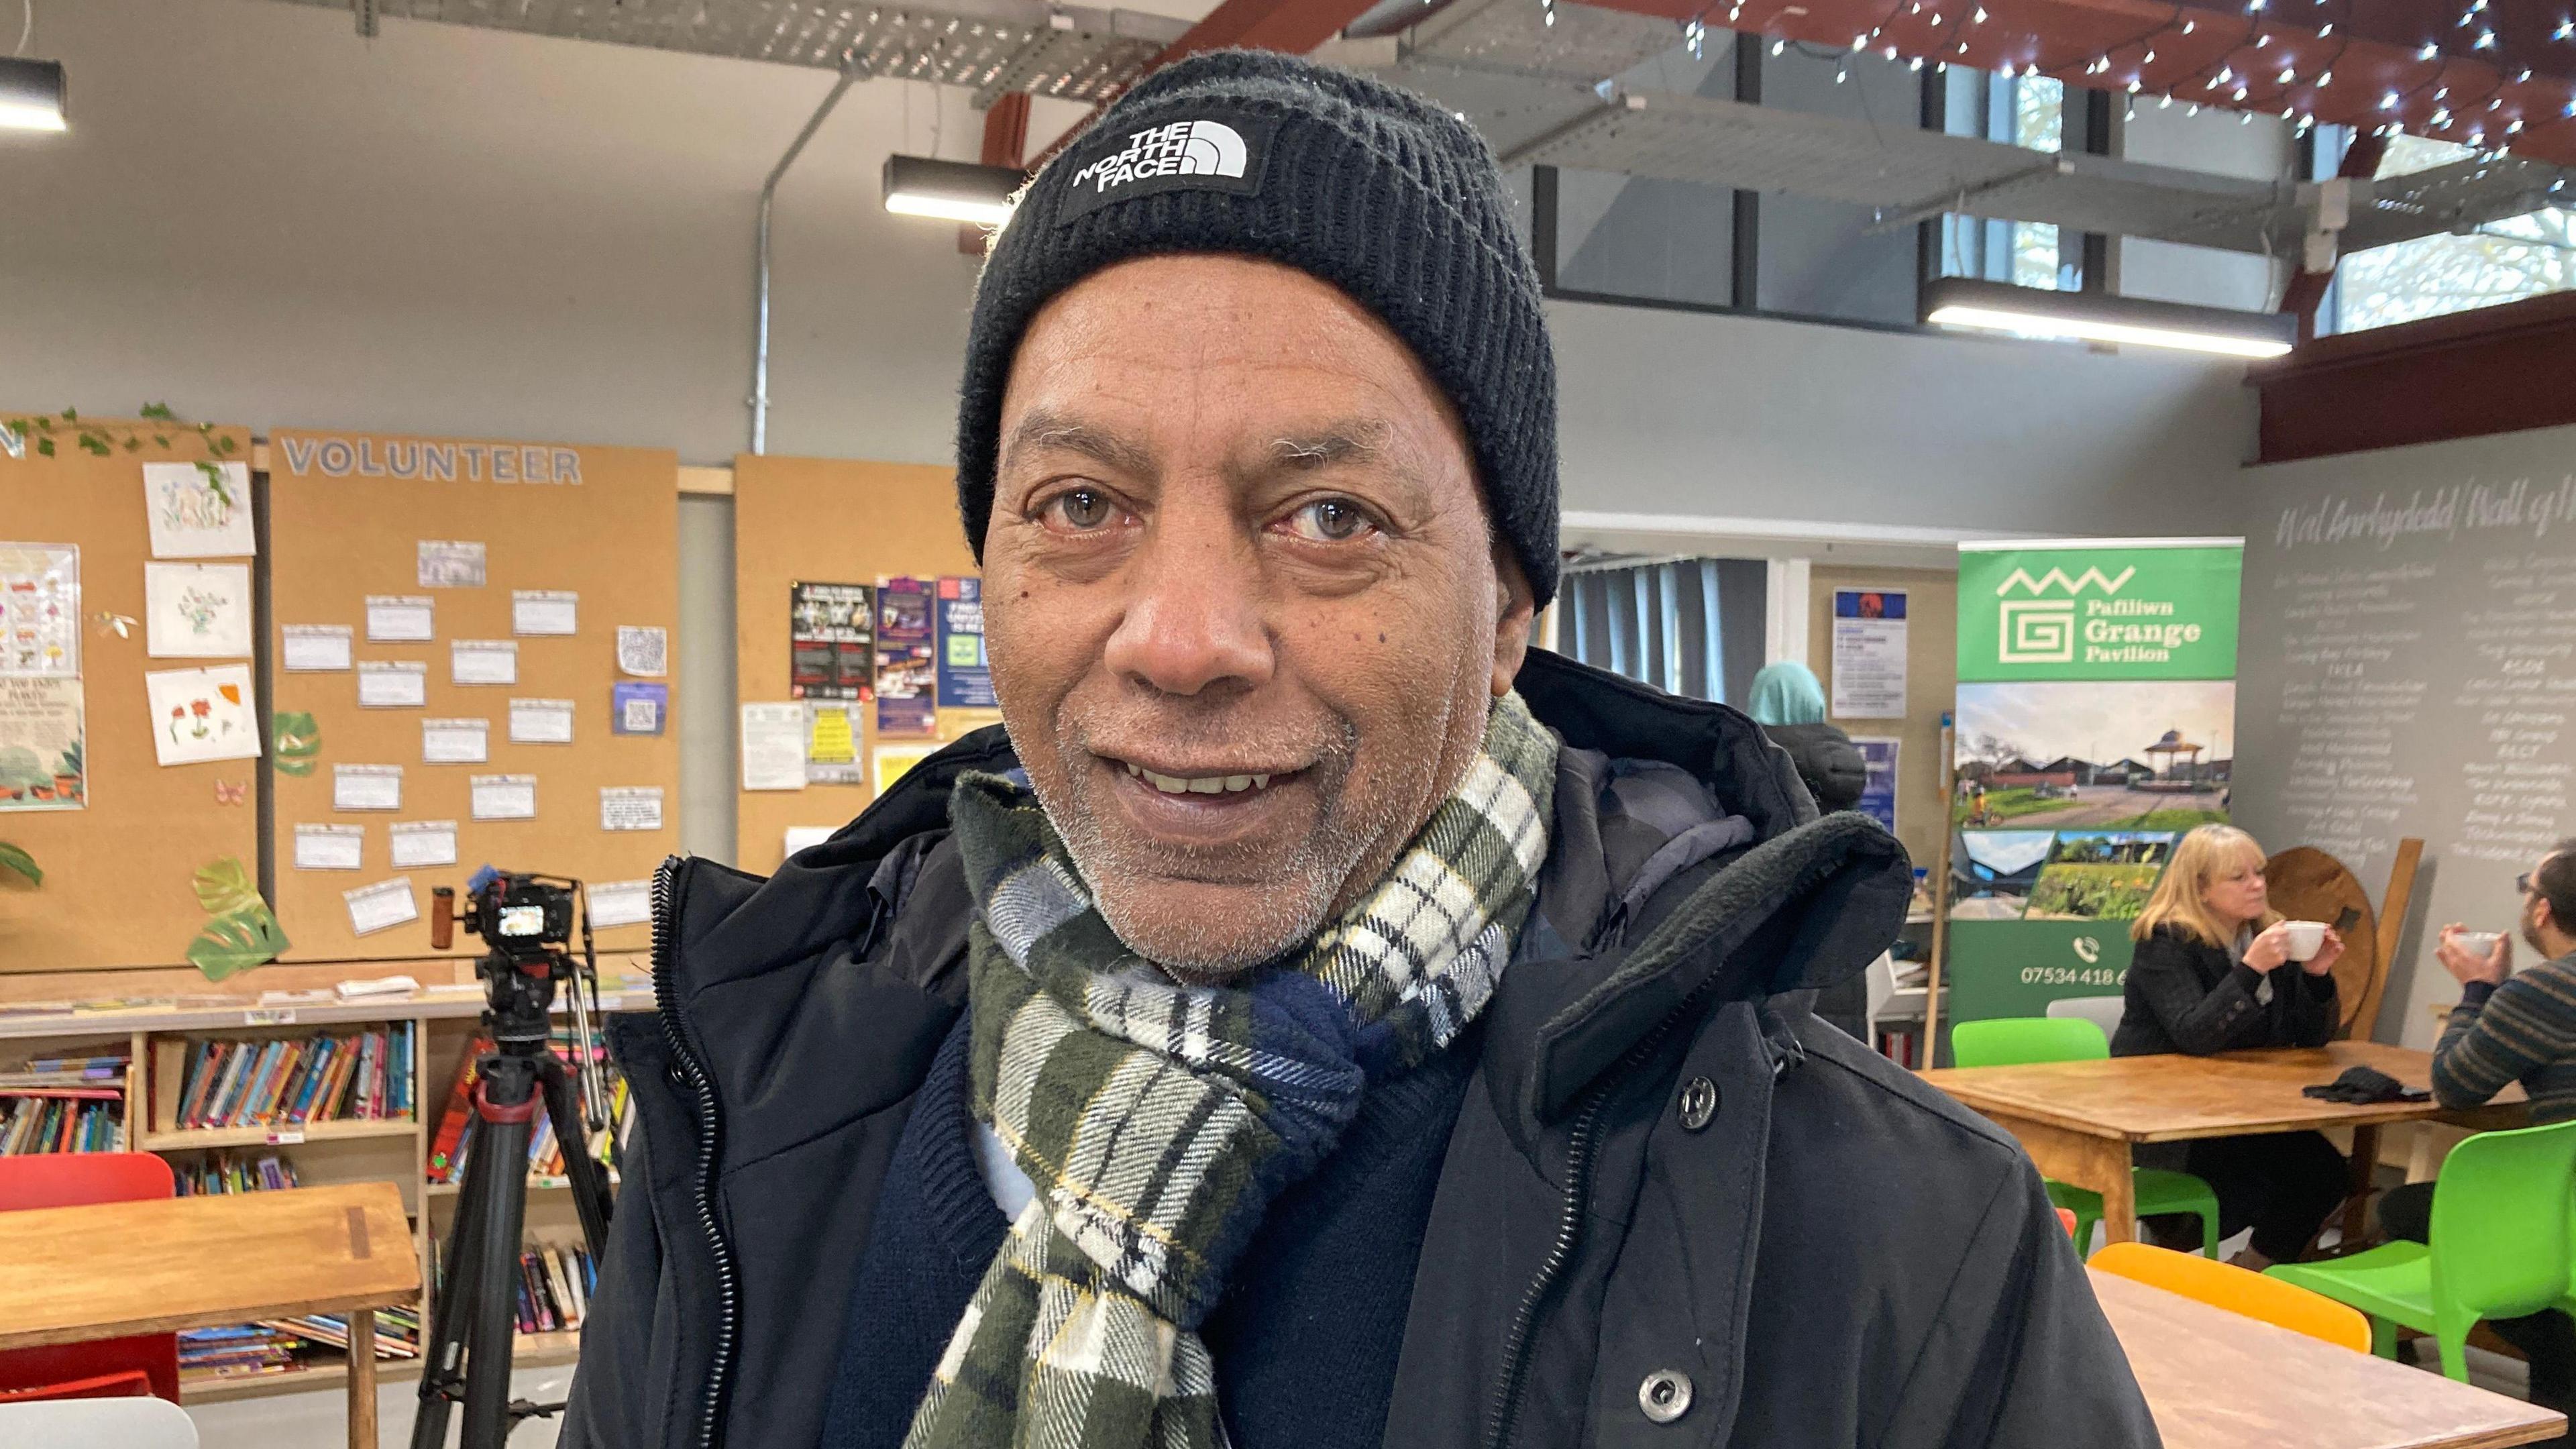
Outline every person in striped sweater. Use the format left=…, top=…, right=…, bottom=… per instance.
left=2375, top=837, right=2576, bottom=1442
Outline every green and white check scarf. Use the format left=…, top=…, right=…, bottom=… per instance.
left=903, top=692, right=1558, bottom=1449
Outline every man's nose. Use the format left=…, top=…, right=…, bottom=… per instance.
left=1099, top=502, right=1273, bottom=698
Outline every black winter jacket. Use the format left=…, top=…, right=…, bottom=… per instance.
left=2110, top=923, right=2339, bottom=1057
left=562, top=651, right=2158, bottom=1449
left=1762, top=721, right=1868, bottom=814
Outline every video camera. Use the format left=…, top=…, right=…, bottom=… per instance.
left=437, top=867, right=579, bottom=965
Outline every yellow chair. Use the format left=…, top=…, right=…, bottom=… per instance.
left=2090, top=1241, right=2372, bottom=1352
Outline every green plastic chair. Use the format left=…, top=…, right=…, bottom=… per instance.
left=1951, top=1016, right=2222, bottom=1257
left=2268, top=1118, right=2576, bottom=1379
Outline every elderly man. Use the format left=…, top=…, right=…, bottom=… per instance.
left=564, top=52, right=2153, bottom=1449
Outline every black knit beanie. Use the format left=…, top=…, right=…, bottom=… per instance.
left=953, top=50, right=1560, bottom=605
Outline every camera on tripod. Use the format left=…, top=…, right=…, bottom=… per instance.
left=413, top=866, right=616, bottom=1449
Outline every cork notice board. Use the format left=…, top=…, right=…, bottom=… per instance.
left=733, top=455, right=992, bottom=875
left=0, top=424, right=262, bottom=971
left=267, top=431, right=680, bottom=962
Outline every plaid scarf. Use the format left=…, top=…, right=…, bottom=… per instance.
left=904, top=692, right=1558, bottom=1449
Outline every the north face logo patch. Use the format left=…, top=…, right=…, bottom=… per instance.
left=1058, top=110, right=1277, bottom=221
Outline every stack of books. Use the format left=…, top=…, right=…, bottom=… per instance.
left=256, top=1305, right=424, bottom=1361
left=177, top=1324, right=301, bottom=1381
left=0, top=1094, right=123, bottom=1154
left=170, top=1024, right=416, bottom=1130
left=172, top=1150, right=300, bottom=1195
left=0, top=1052, right=129, bottom=1155
left=433, top=1240, right=598, bottom=1334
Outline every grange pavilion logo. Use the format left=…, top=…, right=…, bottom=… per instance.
left=1070, top=119, right=1249, bottom=197
left=1994, top=565, right=2136, bottom=665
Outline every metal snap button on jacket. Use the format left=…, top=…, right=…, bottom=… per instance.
left=1639, top=1368, right=1694, bottom=1423
left=1676, top=1076, right=1719, bottom=1132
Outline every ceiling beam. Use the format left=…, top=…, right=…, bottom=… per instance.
left=1566, top=0, right=2576, bottom=166
left=1031, top=0, right=1389, bottom=164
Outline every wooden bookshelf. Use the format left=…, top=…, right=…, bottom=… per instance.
left=0, top=986, right=636, bottom=1405
left=140, top=1118, right=420, bottom=1151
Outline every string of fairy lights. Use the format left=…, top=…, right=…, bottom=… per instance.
left=1550, top=0, right=2576, bottom=162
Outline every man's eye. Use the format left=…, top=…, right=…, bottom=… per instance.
left=1283, top=498, right=1377, bottom=543
left=1041, top=489, right=1118, bottom=531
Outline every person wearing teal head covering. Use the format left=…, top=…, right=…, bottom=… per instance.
left=1748, top=661, right=1829, bottom=729
left=1746, top=662, right=1864, bottom=813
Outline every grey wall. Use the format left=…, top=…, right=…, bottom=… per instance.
left=1547, top=296, right=2260, bottom=537
left=2234, top=423, right=2576, bottom=1046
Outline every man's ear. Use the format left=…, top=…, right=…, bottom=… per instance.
left=1491, top=545, right=1536, bottom=698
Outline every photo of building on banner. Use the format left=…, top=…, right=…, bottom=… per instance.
left=1945, top=539, right=2243, bottom=1044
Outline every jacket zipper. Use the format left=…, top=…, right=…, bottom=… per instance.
left=1481, top=965, right=1740, bottom=1449
left=649, top=855, right=741, bottom=1449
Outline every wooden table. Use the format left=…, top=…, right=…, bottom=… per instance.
left=1924, top=1042, right=2526, bottom=1246
left=0, top=1182, right=418, bottom=1448
left=2095, top=1267, right=2564, bottom=1448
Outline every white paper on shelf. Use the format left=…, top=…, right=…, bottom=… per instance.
left=292, top=823, right=364, bottom=871
left=343, top=877, right=420, bottom=936
left=470, top=773, right=537, bottom=820
left=388, top=818, right=459, bottom=868
left=356, top=660, right=429, bottom=708
left=450, top=639, right=519, bottom=686
left=333, top=763, right=403, bottom=812
left=420, top=717, right=489, bottom=764
left=508, top=697, right=574, bottom=744
left=364, top=594, right=435, bottom=643
left=599, top=786, right=663, bottom=832
left=512, top=590, right=578, bottom=637
left=281, top=625, right=354, bottom=672
left=741, top=702, right=807, bottom=791
left=588, top=878, right=653, bottom=929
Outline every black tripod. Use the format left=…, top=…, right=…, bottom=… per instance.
left=412, top=873, right=616, bottom=1449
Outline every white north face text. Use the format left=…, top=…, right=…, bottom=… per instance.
left=1070, top=119, right=1250, bottom=195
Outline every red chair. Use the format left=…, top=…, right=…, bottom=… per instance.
left=0, top=1152, right=180, bottom=1402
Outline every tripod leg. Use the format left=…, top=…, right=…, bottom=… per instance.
left=412, top=1107, right=498, bottom=1449
left=537, top=1051, right=612, bottom=1258
left=462, top=1057, right=539, bottom=1449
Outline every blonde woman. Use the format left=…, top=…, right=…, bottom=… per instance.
left=2111, top=824, right=2348, bottom=1267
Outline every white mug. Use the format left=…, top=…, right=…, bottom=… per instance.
left=2454, top=929, right=2504, bottom=958
left=2282, top=920, right=2328, bottom=961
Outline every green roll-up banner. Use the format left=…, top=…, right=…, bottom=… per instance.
left=1948, top=538, right=2244, bottom=1043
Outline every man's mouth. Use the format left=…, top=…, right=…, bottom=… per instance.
left=1120, top=761, right=1282, bottom=796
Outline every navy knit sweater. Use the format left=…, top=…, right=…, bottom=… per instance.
left=818, top=1014, right=1476, bottom=1449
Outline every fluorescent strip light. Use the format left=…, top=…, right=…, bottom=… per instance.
left=1927, top=304, right=2293, bottom=358
left=0, top=58, right=67, bottom=133
left=1921, top=277, right=2296, bottom=359
left=884, top=192, right=1016, bottom=226
left=882, top=155, right=1022, bottom=228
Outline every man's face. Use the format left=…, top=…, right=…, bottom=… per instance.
left=2523, top=852, right=2562, bottom=955
left=981, top=255, right=1534, bottom=979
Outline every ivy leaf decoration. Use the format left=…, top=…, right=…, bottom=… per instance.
left=193, top=855, right=264, bottom=916
left=0, top=842, right=40, bottom=887
left=35, top=438, right=54, bottom=457
left=272, top=712, right=321, bottom=777
left=139, top=402, right=176, bottom=421
left=188, top=905, right=290, bottom=981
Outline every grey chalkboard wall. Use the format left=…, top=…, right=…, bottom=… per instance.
left=2235, top=421, right=2576, bottom=1046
